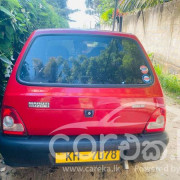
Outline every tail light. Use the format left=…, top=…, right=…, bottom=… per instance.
left=145, top=108, right=166, bottom=133
left=1, top=106, right=27, bottom=135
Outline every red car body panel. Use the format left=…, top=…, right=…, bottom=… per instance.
left=2, top=29, right=164, bottom=136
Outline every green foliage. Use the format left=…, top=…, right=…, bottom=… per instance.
left=101, top=8, right=113, bottom=23
left=154, top=64, right=180, bottom=96
left=19, top=0, right=68, bottom=30
left=0, top=0, right=70, bottom=106
left=47, top=0, right=78, bottom=22
left=96, top=0, right=172, bottom=24
left=85, top=0, right=101, bottom=28
left=148, top=53, right=180, bottom=96
left=119, top=0, right=172, bottom=13
left=85, top=0, right=114, bottom=24
left=0, top=61, right=5, bottom=106
left=98, top=0, right=114, bottom=24
left=148, top=52, right=154, bottom=59
left=85, top=0, right=100, bottom=16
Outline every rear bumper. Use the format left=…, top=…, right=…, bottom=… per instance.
left=0, top=132, right=169, bottom=167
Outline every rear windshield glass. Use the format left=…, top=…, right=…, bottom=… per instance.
left=18, top=35, right=153, bottom=86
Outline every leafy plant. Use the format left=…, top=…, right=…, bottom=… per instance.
left=92, top=0, right=172, bottom=24
left=119, top=0, right=172, bottom=13
left=101, top=8, right=113, bottom=23
left=154, top=64, right=180, bottom=96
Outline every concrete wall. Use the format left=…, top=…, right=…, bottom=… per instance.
left=122, top=0, right=180, bottom=75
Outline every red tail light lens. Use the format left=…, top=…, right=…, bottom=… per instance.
left=145, top=108, right=166, bottom=133
left=1, top=106, right=27, bottom=135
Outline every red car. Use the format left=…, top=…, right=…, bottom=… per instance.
left=0, top=29, right=168, bottom=167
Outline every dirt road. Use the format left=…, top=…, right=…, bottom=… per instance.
left=0, top=96, right=180, bottom=180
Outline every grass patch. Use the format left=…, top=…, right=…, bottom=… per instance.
left=153, top=64, right=180, bottom=103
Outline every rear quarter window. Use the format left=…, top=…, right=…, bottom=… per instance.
left=17, top=34, right=154, bottom=87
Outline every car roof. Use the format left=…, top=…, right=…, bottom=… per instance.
left=33, top=29, right=137, bottom=39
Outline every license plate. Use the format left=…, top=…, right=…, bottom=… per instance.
left=55, top=150, right=120, bottom=163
